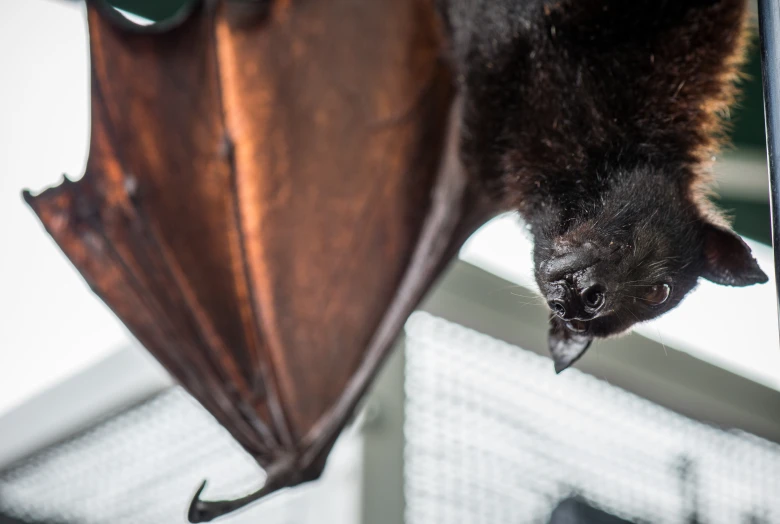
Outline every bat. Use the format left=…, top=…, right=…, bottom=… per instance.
left=20, top=0, right=763, bottom=520
left=439, top=0, right=767, bottom=372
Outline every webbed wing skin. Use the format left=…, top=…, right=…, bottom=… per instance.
left=23, top=0, right=496, bottom=519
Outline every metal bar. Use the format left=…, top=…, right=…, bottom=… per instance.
left=758, top=0, right=780, bottom=335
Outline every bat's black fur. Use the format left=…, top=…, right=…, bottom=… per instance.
left=438, top=0, right=768, bottom=372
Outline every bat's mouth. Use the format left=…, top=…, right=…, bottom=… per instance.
left=565, top=319, right=590, bottom=334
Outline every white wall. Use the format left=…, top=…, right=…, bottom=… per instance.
left=0, top=0, right=139, bottom=417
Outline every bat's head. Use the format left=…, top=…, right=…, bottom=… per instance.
left=531, top=171, right=768, bottom=373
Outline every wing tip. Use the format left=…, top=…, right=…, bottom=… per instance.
left=21, top=173, right=77, bottom=202
left=21, top=188, right=35, bottom=205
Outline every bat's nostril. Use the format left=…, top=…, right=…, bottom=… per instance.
left=549, top=300, right=567, bottom=318
left=582, top=285, right=606, bottom=311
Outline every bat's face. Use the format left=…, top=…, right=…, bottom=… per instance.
left=531, top=181, right=768, bottom=373
left=536, top=232, right=696, bottom=373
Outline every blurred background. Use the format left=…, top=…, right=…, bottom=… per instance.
left=1, top=1, right=779, bottom=523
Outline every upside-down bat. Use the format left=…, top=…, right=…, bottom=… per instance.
left=440, top=0, right=768, bottom=372
left=22, top=0, right=766, bottom=520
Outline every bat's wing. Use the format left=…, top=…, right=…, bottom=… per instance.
left=23, top=0, right=497, bottom=520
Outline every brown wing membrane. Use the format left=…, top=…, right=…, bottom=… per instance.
left=26, top=2, right=282, bottom=463
left=23, top=0, right=497, bottom=520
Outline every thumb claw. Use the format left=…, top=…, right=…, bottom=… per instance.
left=188, top=480, right=214, bottom=523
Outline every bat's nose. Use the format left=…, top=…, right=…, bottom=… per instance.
left=547, top=281, right=606, bottom=321
left=546, top=282, right=576, bottom=320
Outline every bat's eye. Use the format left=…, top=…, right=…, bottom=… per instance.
left=644, top=283, right=671, bottom=306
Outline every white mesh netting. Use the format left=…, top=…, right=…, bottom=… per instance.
left=404, top=312, right=780, bottom=524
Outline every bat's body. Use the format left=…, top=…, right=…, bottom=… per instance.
left=439, top=0, right=768, bottom=371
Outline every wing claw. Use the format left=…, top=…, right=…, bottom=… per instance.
left=188, top=461, right=290, bottom=523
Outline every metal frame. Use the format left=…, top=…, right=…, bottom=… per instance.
left=758, top=0, right=780, bottom=333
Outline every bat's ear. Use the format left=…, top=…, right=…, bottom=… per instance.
left=700, top=224, right=769, bottom=287
left=548, top=316, right=592, bottom=374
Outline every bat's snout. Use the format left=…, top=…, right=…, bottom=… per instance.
left=546, top=280, right=606, bottom=324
